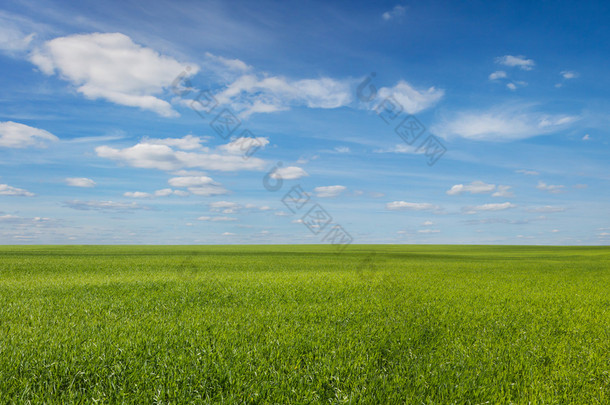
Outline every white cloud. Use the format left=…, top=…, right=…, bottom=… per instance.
left=417, top=229, right=440, bottom=234
left=124, top=188, right=189, bottom=198
left=422, top=221, right=434, bottom=226
left=561, top=71, right=578, bottom=79
left=65, top=177, right=96, bottom=188
left=168, top=176, right=227, bottom=196
left=314, top=185, right=346, bottom=198
left=582, top=134, right=590, bottom=141
left=0, top=12, right=37, bottom=54
left=433, top=106, right=579, bottom=141
left=462, top=202, right=516, bottom=214
left=63, top=200, right=147, bottom=211
left=270, top=166, right=308, bottom=180
left=168, top=176, right=216, bottom=188
left=30, top=32, right=197, bottom=117
left=386, top=201, right=439, bottom=211
left=373, top=143, right=419, bottom=154
left=0, top=184, right=35, bottom=196
left=382, top=5, right=406, bottom=20
left=492, top=185, right=514, bottom=198
left=516, top=169, right=539, bottom=176
left=214, top=74, right=352, bottom=118
left=536, top=181, right=565, bottom=194
left=209, top=201, right=241, bottom=212
left=446, top=181, right=496, bottom=196
left=197, top=216, right=237, bottom=222
left=96, top=139, right=266, bottom=172
left=489, top=71, right=507, bottom=80
left=377, top=80, right=444, bottom=114
left=0, top=29, right=35, bottom=53
left=143, top=135, right=205, bottom=150
left=217, top=136, right=269, bottom=155
left=506, top=83, right=517, bottom=91
left=222, top=232, right=235, bottom=236
left=334, top=146, right=350, bottom=153
left=204, top=52, right=250, bottom=73
left=524, top=206, right=566, bottom=213
left=124, top=191, right=152, bottom=198
left=495, top=55, right=535, bottom=70
left=0, top=121, right=58, bottom=148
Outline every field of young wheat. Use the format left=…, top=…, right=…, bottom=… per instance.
left=0, top=245, right=608, bottom=403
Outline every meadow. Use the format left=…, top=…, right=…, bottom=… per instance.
left=0, top=245, right=608, bottom=403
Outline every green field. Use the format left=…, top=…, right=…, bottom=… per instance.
left=0, top=245, right=608, bottom=403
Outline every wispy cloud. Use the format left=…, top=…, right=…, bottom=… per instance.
left=377, top=80, right=444, bottom=114
left=495, top=55, right=535, bottom=70
left=0, top=183, right=35, bottom=197
left=433, top=105, right=578, bottom=141
left=462, top=202, right=516, bottom=214
left=0, top=121, right=58, bottom=148
left=524, top=206, right=566, bottom=213
left=536, top=181, right=565, bottom=194
left=386, top=201, right=440, bottom=211
left=314, top=185, right=346, bottom=198
left=63, top=200, right=148, bottom=211
left=382, top=5, right=406, bottom=21
left=197, top=216, right=237, bottom=222
left=516, top=169, right=539, bottom=176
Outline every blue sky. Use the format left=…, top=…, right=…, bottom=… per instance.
left=0, top=0, right=608, bottom=245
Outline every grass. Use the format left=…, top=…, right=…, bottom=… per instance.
left=0, top=245, right=608, bottom=403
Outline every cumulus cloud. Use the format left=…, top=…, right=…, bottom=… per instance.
left=446, top=181, right=513, bottom=197
left=29, top=32, right=197, bottom=117
left=65, top=177, right=96, bottom=188
left=124, top=191, right=152, bottom=198
left=386, top=201, right=439, bottom=211
left=0, top=121, right=58, bottom=148
left=561, top=71, right=578, bottom=79
left=167, top=176, right=227, bottom=196
left=446, top=181, right=496, bottom=195
left=270, top=166, right=308, bottom=180
left=314, top=185, right=346, bottom=198
left=214, top=74, right=352, bottom=118
left=124, top=188, right=189, bottom=198
left=462, top=202, right=516, bottom=214
left=95, top=138, right=266, bottom=172
left=217, top=136, right=269, bottom=155
left=489, top=71, right=507, bottom=80
left=433, top=106, right=578, bottom=141
left=376, top=80, right=444, bottom=114
left=495, top=55, right=535, bottom=70
left=536, top=181, right=565, bottom=194
left=142, top=135, right=205, bottom=150
left=0, top=183, right=35, bottom=196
